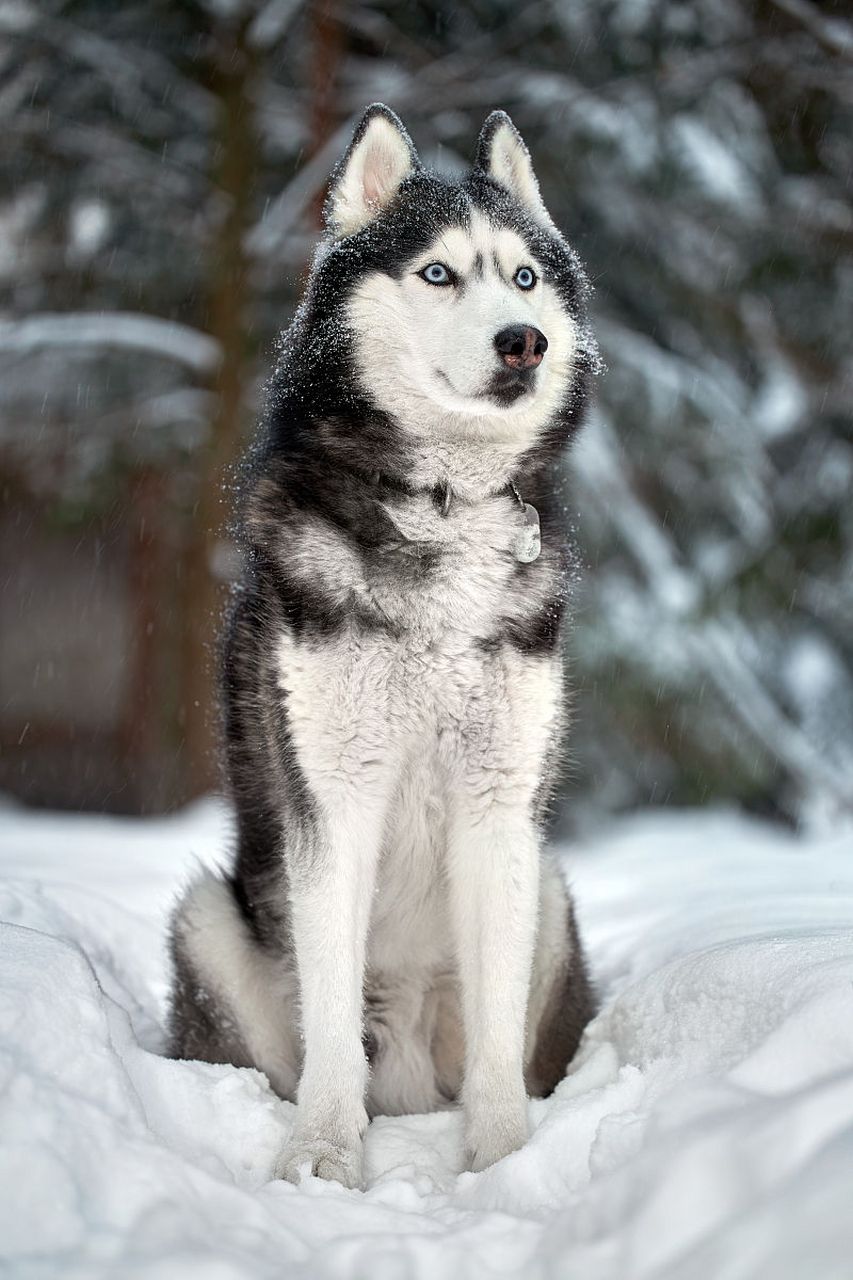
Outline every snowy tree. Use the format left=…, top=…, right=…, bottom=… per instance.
left=1, top=0, right=851, bottom=824
left=1, top=0, right=328, bottom=802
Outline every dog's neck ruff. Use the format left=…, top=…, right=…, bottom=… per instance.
left=381, top=472, right=541, bottom=564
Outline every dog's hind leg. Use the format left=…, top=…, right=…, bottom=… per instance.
left=429, top=974, right=464, bottom=1104
left=524, top=859, right=596, bottom=1097
left=365, top=974, right=448, bottom=1117
left=168, top=873, right=300, bottom=1100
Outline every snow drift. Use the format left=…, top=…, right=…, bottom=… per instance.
left=1, top=802, right=852, bottom=1278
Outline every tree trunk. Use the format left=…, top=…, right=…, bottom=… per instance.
left=309, top=0, right=344, bottom=224
left=181, top=17, right=257, bottom=800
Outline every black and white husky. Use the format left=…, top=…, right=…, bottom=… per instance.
left=169, top=105, right=598, bottom=1189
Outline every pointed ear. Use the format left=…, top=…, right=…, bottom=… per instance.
left=475, top=111, right=555, bottom=229
left=324, top=104, right=419, bottom=238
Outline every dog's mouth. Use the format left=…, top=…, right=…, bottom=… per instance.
left=486, top=369, right=534, bottom=407
left=433, top=367, right=535, bottom=411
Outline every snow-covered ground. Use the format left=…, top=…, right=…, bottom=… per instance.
left=1, top=800, right=852, bottom=1279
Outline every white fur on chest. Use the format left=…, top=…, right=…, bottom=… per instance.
left=275, top=623, right=561, bottom=983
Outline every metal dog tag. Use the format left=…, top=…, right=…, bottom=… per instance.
left=513, top=502, right=541, bottom=563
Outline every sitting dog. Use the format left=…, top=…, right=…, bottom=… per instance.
left=168, top=104, right=598, bottom=1189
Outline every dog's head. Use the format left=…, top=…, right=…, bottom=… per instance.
left=303, top=105, right=595, bottom=445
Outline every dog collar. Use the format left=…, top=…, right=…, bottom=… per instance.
left=368, top=469, right=541, bottom=565
left=434, top=478, right=541, bottom=564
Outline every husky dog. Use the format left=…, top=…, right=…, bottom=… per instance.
left=168, top=105, right=598, bottom=1189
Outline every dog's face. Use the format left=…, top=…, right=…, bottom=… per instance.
left=314, top=106, right=590, bottom=443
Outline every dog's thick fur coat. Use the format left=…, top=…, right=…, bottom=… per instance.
left=168, top=105, right=598, bottom=1188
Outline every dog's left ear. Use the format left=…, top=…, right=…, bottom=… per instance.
left=325, top=104, right=419, bottom=238
left=475, top=111, right=555, bottom=230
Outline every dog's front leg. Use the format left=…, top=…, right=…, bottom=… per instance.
left=275, top=807, right=383, bottom=1189
left=448, top=802, right=540, bottom=1172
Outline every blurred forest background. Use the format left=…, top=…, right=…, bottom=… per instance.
left=1, top=0, right=851, bottom=832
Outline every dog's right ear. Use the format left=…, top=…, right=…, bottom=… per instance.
left=324, top=104, right=419, bottom=239
left=475, top=111, right=555, bottom=231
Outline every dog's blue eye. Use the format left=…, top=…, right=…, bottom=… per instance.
left=420, top=263, right=451, bottom=286
left=514, top=267, right=537, bottom=290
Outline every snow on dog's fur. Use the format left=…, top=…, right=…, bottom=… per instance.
left=168, top=104, right=599, bottom=1189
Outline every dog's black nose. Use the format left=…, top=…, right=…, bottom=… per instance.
left=494, top=325, right=548, bottom=370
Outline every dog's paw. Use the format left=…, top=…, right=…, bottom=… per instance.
left=274, top=1135, right=364, bottom=1189
left=466, top=1111, right=529, bottom=1173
